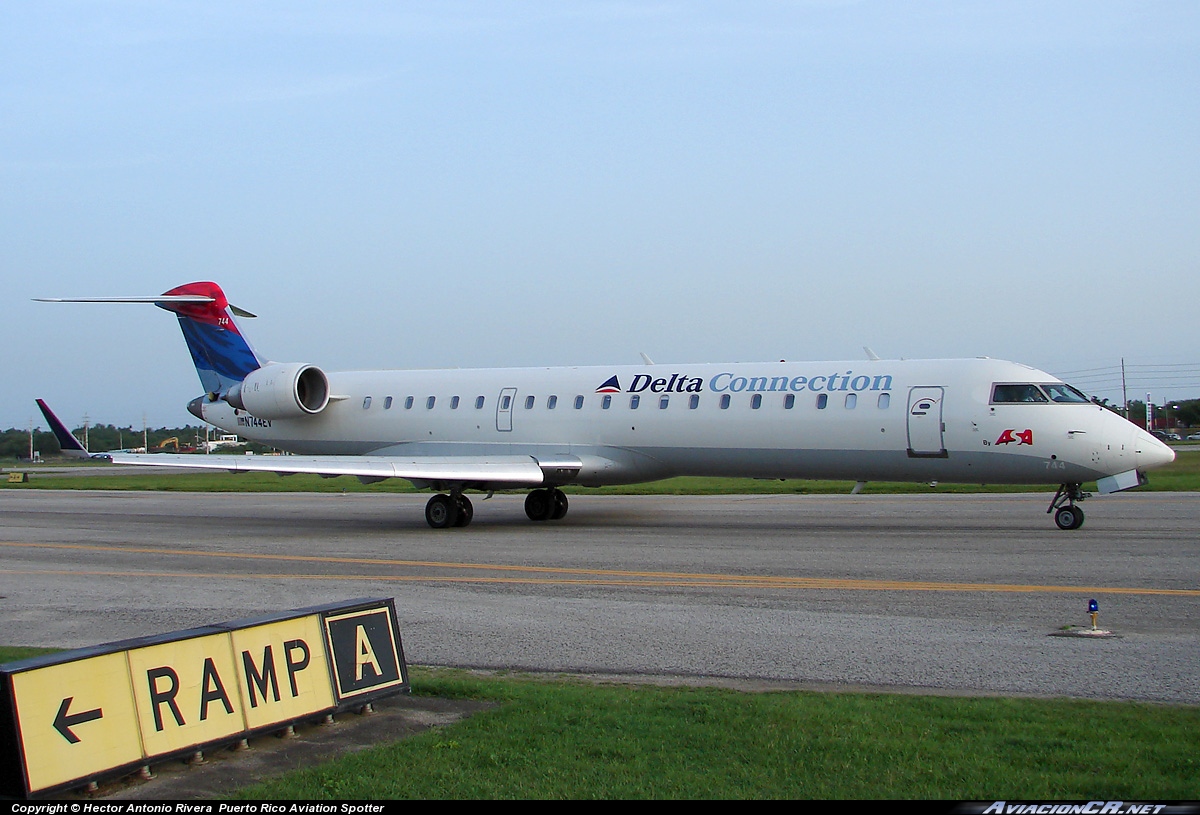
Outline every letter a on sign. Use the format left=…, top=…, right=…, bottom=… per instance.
left=355, top=625, right=383, bottom=681
left=322, top=603, right=407, bottom=700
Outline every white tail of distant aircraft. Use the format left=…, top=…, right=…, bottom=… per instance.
left=37, top=282, right=1175, bottom=529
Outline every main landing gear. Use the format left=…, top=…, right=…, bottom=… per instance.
left=422, top=488, right=570, bottom=528
left=424, top=492, right=473, bottom=529
left=525, top=488, right=569, bottom=522
left=1048, top=482, right=1089, bottom=530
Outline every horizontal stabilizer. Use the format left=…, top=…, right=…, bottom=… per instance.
left=33, top=295, right=215, bottom=304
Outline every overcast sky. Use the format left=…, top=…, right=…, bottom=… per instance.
left=3, top=1, right=1198, bottom=430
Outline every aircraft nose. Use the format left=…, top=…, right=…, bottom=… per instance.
left=1135, top=430, right=1176, bottom=471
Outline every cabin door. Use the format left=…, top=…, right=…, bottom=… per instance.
left=496, top=387, right=517, bottom=432
left=906, top=386, right=947, bottom=457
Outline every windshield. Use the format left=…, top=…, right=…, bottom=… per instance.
left=992, top=384, right=1049, bottom=403
left=992, top=382, right=1093, bottom=404
left=1043, top=383, right=1091, bottom=403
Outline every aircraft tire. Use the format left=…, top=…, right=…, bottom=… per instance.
left=425, top=493, right=460, bottom=529
left=550, top=489, right=569, bottom=520
left=454, top=495, right=474, bottom=527
left=1054, top=506, right=1084, bottom=530
left=525, top=489, right=552, bottom=521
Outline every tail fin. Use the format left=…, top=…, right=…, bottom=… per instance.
left=36, top=282, right=263, bottom=396
left=35, top=399, right=90, bottom=459
left=156, top=282, right=263, bottom=395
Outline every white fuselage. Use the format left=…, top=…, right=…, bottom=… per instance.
left=196, top=357, right=1172, bottom=490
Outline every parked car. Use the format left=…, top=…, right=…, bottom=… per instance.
left=1151, top=430, right=1170, bottom=441
left=1166, top=433, right=1182, bottom=441
left=1187, top=433, right=1200, bottom=441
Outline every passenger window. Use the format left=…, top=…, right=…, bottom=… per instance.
left=384, top=396, right=393, bottom=410
left=992, top=384, right=1048, bottom=403
left=405, top=396, right=414, bottom=409
left=574, top=395, right=584, bottom=409
left=547, top=395, right=558, bottom=410
left=659, top=396, right=669, bottom=409
left=751, top=394, right=762, bottom=409
left=784, top=394, right=795, bottom=409
left=816, top=393, right=828, bottom=409
left=602, top=395, right=612, bottom=409
left=689, top=394, right=700, bottom=409
left=525, top=395, right=535, bottom=409
left=500, top=395, right=511, bottom=410
left=475, top=396, right=485, bottom=409
left=845, top=393, right=857, bottom=409
left=426, top=396, right=435, bottom=409
left=630, top=395, right=640, bottom=409
left=720, top=394, right=731, bottom=410
left=363, top=396, right=372, bottom=409
left=450, top=396, right=460, bottom=409
left=877, top=393, right=890, bottom=409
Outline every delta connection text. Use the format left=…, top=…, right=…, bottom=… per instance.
left=9, top=805, right=385, bottom=814
left=620, top=370, right=894, bottom=394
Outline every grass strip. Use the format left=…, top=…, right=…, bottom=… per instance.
left=238, top=668, right=1200, bottom=800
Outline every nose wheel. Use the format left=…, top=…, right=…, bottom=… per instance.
left=1048, top=483, right=1088, bottom=530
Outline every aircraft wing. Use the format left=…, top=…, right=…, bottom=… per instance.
left=107, top=452, right=554, bottom=485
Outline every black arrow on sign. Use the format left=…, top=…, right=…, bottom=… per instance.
left=54, top=697, right=103, bottom=744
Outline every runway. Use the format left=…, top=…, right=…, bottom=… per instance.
left=0, top=489, right=1197, bottom=703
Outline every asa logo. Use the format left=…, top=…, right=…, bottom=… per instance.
left=595, top=376, right=622, bottom=393
left=996, top=429, right=1034, bottom=446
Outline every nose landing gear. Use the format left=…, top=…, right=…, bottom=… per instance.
left=1048, top=482, right=1089, bottom=530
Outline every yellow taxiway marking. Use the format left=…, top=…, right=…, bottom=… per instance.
left=1, top=541, right=1197, bottom=595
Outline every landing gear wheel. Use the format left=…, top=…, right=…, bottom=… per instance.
left=425, top=493, right=459, bottom=529
left=550, top=489, right=569, bottom=520
left=454, top=494, right=474, bottom=527
left=1054, top=505, right=1084, bottom=530
left=525, top=489, right=553, bottom=521
left=1048, top=482, right=1090, bottom=531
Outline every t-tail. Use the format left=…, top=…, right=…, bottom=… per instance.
left=36, top=283, right=331, bottom=420
left=156, top=282, right=264, bottom=397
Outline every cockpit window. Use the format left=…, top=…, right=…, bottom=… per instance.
left=992, top=384, right=1049, bottom=403
left=1043, top=383, right=1091, bottom=403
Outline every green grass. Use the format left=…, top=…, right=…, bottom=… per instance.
left=3, top=646, right=1197, bottom=798
left=4, top=451, right=1199, bottom=493
left=239, top=668, right=1200, bottom=800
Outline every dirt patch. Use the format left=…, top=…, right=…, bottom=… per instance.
left=55, top=694, right=493, bottom=800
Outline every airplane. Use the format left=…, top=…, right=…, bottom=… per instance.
left=37, top=282, right=1175, bottom=530
left=34, top=398, right=108, bottom=460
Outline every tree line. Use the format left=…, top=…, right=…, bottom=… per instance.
left=0, top=423, right=225, bottom=460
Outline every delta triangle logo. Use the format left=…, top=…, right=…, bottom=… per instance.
left=595, top=375, right=621, bottom=393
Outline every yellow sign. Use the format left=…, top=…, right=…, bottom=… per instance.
left=9, top=652, right=141, bottom=793
left=126, top=632, right=246, bottom=757
left=230, top=615, right=334, bottom=730
left=0, top=599, right=407, bottom=798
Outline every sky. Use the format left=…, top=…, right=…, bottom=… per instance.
left=3, top=1, right=1198, bottom=431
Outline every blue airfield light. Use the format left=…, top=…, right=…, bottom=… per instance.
left=1088, top=599, right=1099, bottom=630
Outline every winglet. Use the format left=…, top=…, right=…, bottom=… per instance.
left=35, top=399, right=90, bottom=458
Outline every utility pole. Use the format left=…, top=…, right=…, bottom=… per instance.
left=1120, top=358, right=1128, bottom=418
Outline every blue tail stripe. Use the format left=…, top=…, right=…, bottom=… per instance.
left=177, top=317, right=261, bottom=394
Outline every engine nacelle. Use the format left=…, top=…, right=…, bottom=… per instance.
left=225, top=362, right=330, bottom=419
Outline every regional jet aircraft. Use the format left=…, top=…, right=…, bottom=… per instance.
left=37, top=282, right=1174, bottom=529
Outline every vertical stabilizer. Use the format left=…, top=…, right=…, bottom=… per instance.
left=155, top=282, right=264, bottom=395
left=35, top=399, right=90, bottom=458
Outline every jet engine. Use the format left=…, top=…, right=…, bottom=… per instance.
left=224, top=362, right=330, bottom=419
